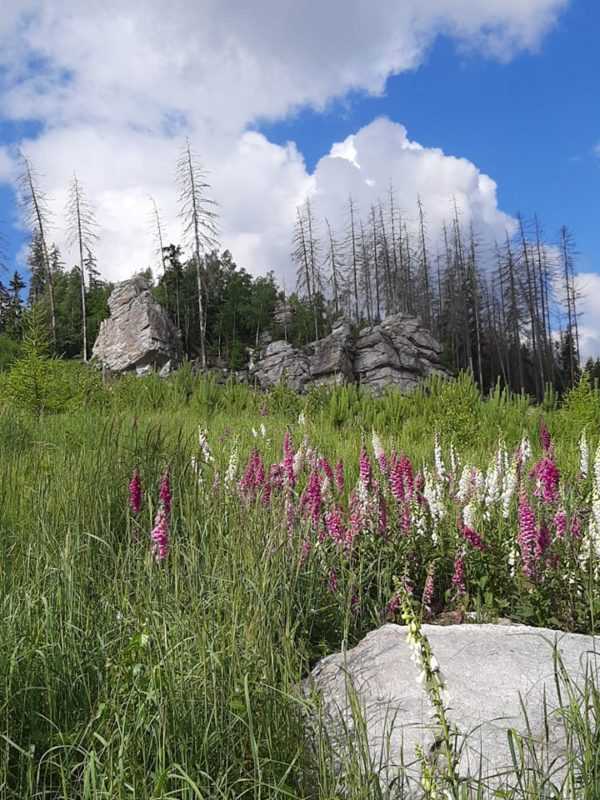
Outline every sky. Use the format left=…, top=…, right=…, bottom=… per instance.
left=0, top=0, right=599, bottom=356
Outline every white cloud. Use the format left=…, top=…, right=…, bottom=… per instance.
left=0, top=0, right=568, bottom=287
left=574, top=273, right=600, bottom=362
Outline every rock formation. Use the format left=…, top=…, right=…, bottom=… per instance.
left=306, top=623, right=600, bottom=793
left=92, top=277, right=182, bottom=375
left=251, top=313, right=445, bottom=395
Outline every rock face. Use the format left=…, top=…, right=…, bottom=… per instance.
left=251, top=340, right=311, bottom=393
left=354, top=313, right=446, bottom=395
left=309, top=317, right=354, bottom=387
left=92, top=277, right=182, bottom=374
left=306, top=623, right=600, bottom=794
left=251, top=313, right=445, bottom=395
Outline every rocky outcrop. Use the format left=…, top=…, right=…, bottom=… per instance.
left=251, top=313, right=445, bottom=394
left=251, top=340, right=311, bottom=393
left=251, top=317, right=354, bottom=392
left=354, top=313, right=446, bottom=394
left=309, top=317, right=354, bottom=386
left=92, top=277, right=182, bottom=374
left=306, top=623, right=600, bottom=794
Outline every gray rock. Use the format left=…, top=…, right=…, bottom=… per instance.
left=310, top=318, right=354, bottom=385
left=249, top=313, right=446, bottom=395
left=251, top=339, right=311, bottom=392
left=353, top=315, right=445, bottom=395
left=307, top=623, right=600, bottom=795
left=92, top=277, right=182, bottom=374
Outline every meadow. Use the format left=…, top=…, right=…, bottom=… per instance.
left=1, top=365, right=600, bottom=799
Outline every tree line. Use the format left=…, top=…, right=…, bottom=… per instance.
left=0, top=144, right=593, bottom=396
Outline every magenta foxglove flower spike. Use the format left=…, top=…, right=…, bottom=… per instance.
left=129, top=468, right=142, bottom=515
left=150, top=509, right=169, bottom=562
left=159, top=471, right=172, bottom=520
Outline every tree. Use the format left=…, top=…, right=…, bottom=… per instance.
left=18, top=154, right=57, bottom=352
left=149, top=195, right=168, bottom=276
left=65, top=175, right=99, bottom=360
left=176, top=139, right=219, bottom=368
left=6, top=271, right=26, bottom=338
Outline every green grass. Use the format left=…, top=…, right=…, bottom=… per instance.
left=0, top=368, right=599, bottom=798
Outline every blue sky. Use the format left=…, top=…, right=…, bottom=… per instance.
left=259, top=0, right=599, bottom=272
left=1, top=0, right=599, bottom=354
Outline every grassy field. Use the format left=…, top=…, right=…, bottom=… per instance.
left=1, top=368, right=600, bottom=798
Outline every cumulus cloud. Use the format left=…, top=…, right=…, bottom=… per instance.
left=574, top=273, right=600, bottom=362
left=0, top=0, right=567, bottom=284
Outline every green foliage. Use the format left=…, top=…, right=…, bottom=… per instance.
left=0, top=333, right=22, bottom=371
left=267, top=374, right=301, bottom=420
left=1, top=369, right=600, bottom=797
left=558, top=371, right=600, bottom=440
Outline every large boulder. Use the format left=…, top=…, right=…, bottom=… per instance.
left=92, top=277, right=182, bottom=374
left=307, top=623, right=600, bottom=794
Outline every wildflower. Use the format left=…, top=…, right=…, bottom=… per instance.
left=268, top=463, right=284, bottom=490
left=293, top=435, right=308, bottom=478
left=344, top=500, right=363, bottom=549
left=159, top=471, right=172, bottom=520
left=390, top=453, right=415, bottom=504
left=455, top=466, right=472, bottom=504
left=579, top=431, right=589, bottom=478
left=540, top=419, right=552, bottom=453
left=212, top=471, right=221, bottom=493
left=150, top=509, right=169, bottom=562
left=260, top=423, right=267, bottom=438
left=422, top=467, right=445, bottom=523
left=462, top=525, right=484, bottom=552
left=306, top=468, right=322, bottom=526
left=262, top=481, right=271, bottom=508
left=484, top=461, right=501, bottom=509
left=224, top=447, right=238, bottom=488
left=285, top=497, right=295, bottom=538
left=451, top=552, right=466, bottom=598
left=282, top=430, right=296, bottom=487
left=423, top=565, right=435, bottom=619
left=372, top=430, right=389, bottom=475
left=517, top=436, right=532, bottom=468
left=501, top=462, right=518, bottom=519
left=434, top=435, right=446, bottom=481
left=298, top=411, right=306, bottom=426
left=359, top=442, right=372, bottom=491
left=386, top=593, right=400, bottom=619
left=129, top=468, right=142, bottom=515
left=259, top=402, right=268, bottom=416
left=320, top=457, right=334, bottom=485
left=325, top=508, right=345, bottom=544
left=379, top=494, right=388, bottom=535
left=530, top=455, right=560, bottom=504
left=517, top=494, right=537, bottom=578
left=462, top=501, right=476, bottom=531
left=555, top=507, right=567, bottom=539
left=198, top=428, right=214, bottom=463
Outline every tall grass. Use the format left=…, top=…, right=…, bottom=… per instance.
left=0, top=369, right=599, bottom=797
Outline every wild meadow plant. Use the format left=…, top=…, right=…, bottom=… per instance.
left=1, top=383, right=599, bottom=798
